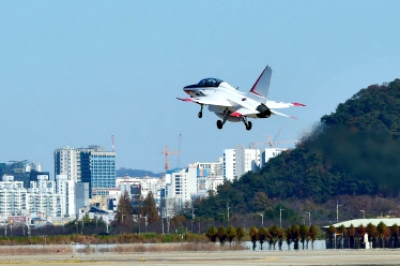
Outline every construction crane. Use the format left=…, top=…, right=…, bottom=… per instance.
left=161, top=145, right=180, bottom=173
left=268, top=128, right=283, bottom=148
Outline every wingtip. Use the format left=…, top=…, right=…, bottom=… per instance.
left=177, top=97, right=193, bottom=102
left=292, top=102, right=306, bottom=107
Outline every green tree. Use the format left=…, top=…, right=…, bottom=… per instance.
left=337, top=224, right=347, bottom=236
left=115, top=191, right=133, bottom=224
left=141, top=192, right=160, bottom=223
left=299, top=224, right=309, bottom=249
left=291, top=224, right=300, bottom=250
left=377, top=221, right=387, bottom=248
left=226, top=225, right=237, bottom=246
left=285, top=226, right=292, bottom=250
left=206, top=226, right=218, bottom=242
left=249, top=226, right=258, bottom=250
left=309, top=225, right=318, bottom=249
left=348, top=224, right=356, bottom=248
left=252, top=192, right=270, bottom=212
left=366, top=223, right=377, bottom=239
left=357, top=224, right=366, bottom=238
left=236, top=226, right=245, bottom=242
left=269, top=225, right=283, bottom=250
left=258, top=226, right=269, bottom=250
left=391, top=224, right=399, bottom=238
left=217, top=226, right=228, bottom=245
left=328, top=225, right=337, bottom=238
left=348, top=224, right=355, bottom=237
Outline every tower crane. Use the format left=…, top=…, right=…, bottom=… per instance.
left=161, top=145, right=180, bottom=173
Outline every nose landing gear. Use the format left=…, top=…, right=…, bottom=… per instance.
left=198, top=104, right=204, bottom=118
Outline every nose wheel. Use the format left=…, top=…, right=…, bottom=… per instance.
left=198, top=104, right=204, bottom=118
left=217, top=120, right=223, bottom=129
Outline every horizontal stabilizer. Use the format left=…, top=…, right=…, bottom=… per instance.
left=270, top=109, right=297, bottom=119
left=266, top=100, right=306, bottom=109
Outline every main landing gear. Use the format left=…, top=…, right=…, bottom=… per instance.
left=198, top=104, right=203, bottom=118
left=243, top=118, right=252, bottom=131
left=216, top=111, right=252, bottom=131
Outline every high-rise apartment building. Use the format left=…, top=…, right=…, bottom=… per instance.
left=223, top=146, right=261, bottom=181
left=197, top=159, right=223, bottom=196
left=54, top=147, right=81, bottom=182
left=81, top=146, right=116, bottom=197
left=0, top=175, right=27, bottom=217
left=27, top=175, right=61, bottom=219
left=223, top=146, right=287, bottom=181
left=54, top=145, right=116, bottom=198
left=56, top=175, right=76, bottom=219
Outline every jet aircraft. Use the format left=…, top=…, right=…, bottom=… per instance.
left=177, top=65, right=305, bottom=130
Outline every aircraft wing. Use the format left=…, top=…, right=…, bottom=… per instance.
left=266, top=100, right=305, bottom=119
left=176, top=97, right=232, bottom=107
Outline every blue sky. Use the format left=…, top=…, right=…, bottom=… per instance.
left=1, top=1, right=400, bottom=175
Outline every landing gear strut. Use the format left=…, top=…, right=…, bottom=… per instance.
left=198, top=105, right=204, bottom=118
left=242, top=117, right=252, bottom=131
left=216, top=110, right=230, bottom=130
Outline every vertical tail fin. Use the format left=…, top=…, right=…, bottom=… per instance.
left=249, top=65, right=272, bottom=98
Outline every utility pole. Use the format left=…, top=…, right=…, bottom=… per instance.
left=259, top=213, right=263, bottom=227
left=336, top=201, right=343, bottom=223
left=304, top=211, right=311, bottom=226
left=280, top=206, right=285, bottom=228
left=191, top=208, right=197, bottom=220
left=360, top=210, right=365, bottom=219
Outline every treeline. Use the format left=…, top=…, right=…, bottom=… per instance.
left=195, top=79, right=400, bottom=218
left=205, top=224, right=320, bottom=250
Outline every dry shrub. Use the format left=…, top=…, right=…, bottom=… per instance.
left=114, top=244, right=147, bottom=253
left=109, top=242, right=245, bottom=253
left=0, top=245, right=72, bottom=255
left=76, top=245, right=94, bottom=254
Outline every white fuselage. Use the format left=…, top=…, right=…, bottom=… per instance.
left=185, top=81, right=266, bottom=122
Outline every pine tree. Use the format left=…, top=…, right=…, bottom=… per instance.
left=141, top=191, right=160, bottom=223
left=115, top=191, right=134, bottom=224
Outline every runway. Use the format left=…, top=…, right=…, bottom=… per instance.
left=0, top=249, right=399, bottom=265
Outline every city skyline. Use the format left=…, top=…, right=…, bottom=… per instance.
left=1, top=1, right=400, bottom=174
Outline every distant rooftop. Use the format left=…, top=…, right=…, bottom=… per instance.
left=323, top=218, right=400, bottom=228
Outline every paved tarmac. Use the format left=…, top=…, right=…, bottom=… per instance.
left=0, top=249, right=400, bottom=265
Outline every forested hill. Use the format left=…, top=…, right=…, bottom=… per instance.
left=116, top=168, right=163, bottom=178
left=194, top=79, right=400, bottom=216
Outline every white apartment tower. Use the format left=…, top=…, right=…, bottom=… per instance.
left=54, top=147, right=81, bottom=182
left=27, top=175, right=61, bottom=219
left=56, top=175, right=76, bottom=219
left=223, top=146, right=261, bottom=181
left=197, top=159, right=223, bottom=195
left=167, top=165, right=197, bottom=209
left=0, top=175, right=28, bottom=217
left=262, top=148, right=287, bottom=166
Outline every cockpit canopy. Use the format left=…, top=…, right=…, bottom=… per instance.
left=198, top=78, right=223, bottom=88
